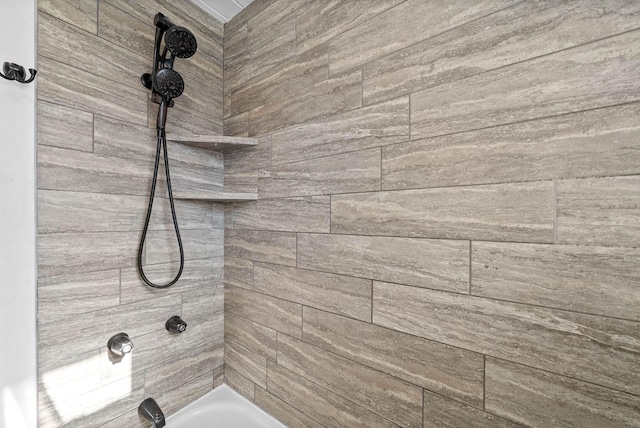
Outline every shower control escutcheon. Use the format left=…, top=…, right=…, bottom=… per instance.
left=166, top=315, right=187, bottom=333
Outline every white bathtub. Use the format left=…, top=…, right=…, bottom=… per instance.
left=166, top=384, right=286, bottom=428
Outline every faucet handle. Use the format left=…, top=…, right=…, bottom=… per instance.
left=107, top=333, right=134, bottom=356
left=165, top=315, right=187, bottom=333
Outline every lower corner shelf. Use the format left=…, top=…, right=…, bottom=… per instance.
left=173, top=190, right=258, bottom=202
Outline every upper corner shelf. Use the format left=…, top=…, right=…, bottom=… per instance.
left=166, top=134, right=258, bottom=152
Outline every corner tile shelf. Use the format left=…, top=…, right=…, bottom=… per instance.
left=166, top=133, right=258, bottom=152
left=166, top=133, right=259, bottom=202
left=173, top=190, right=257, bottom=201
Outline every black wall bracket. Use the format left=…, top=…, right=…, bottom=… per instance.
left=1, top=62, right=37, bottom=84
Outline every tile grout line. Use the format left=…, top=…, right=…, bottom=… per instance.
left=553, top=178, right=558, bottom=244
left=468, top=241, right=472, bottom=295
left=370, top=280, right=374, bottom=324
left=483, top=355, right=486, bottom=411
left=422, top=388, right=425, bottom=428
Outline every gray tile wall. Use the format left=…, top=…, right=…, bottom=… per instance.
left=36, top=1, right=224, bottom=426
left=223, top=1, right=640, bottom=427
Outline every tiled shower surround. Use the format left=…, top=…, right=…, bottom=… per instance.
left=36, top=0, right=640, bottom=427
left=222, top=0, right=640, bottom=427
left=37, top=0, right=224, bottom=426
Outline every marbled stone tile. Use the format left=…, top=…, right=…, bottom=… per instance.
left=225, top=312, right=277, bottom=360
left=105, top=0, right=224, bottom=65
left=93, top=114, right=155, bottom=160
left=213, top=365, right=224, bottom=388
left=157, top=372, right=214, bottom=418
left=121, top=257, right=223, bottom=304
left=39, top=294, right=181, bottom=372
left=224, top=112, right=249, bottom=137
left=40, top=370, right=144, bottom=428
left=277, top=334, right=423, bottom=428
left=38, top=56, right=148, bottom=125
left=37, top=101, right=93, bottom=152
left=259, top=148, right=380, bottom=198
left=225, top=340, right=267, bottom=388
left=179, top=315, right=225, bottom=357
left=224, top=21, right=247, bottom=68
left=382, top=103, right=640, bottom=189
left=271, top=96, right=410, bottom=165
left=224, top=171, right=258, bottom=193
left=211, top=203, right=225, bottom=229
left=254, top=263, right=371, bottom=322
left=225, top=230, right=296, bottom=267
left=373, top=281, right=640, bottom=396
left=232, top=196, right=330, bottom=233
left=38, top=270, right=120, bottom=324
left=298, top=233, right=469, bottom=293
left=363, top=1, right=640, bottom=106
left=225, top=367, right=255, bottom=401
left=225, top=24, right=296, bottom=93
left=224, top=135, right=271, bottom=174
left=38, top=190, right=215, bottom=234
left=38, top=230, right=138, bottom=278
left=182, top=285, right=224, bottom=320
left=94, top=115, right=224, bottom=187
left=39, top=12, right=148, bottom=92
left=248, top=70, right=362, bottom=137
left=245, top=0, right=307, bottom=52
left=144, top=228, right=223, bottom=265
left=472, top=242, right=640, bottom=321
left=224, top=204, right=234, bottom=230
left=225, top=0, right=277, bottom=34
left=37, top=145, right=155, bottom=197
left=230, top=43, right=328, bottom=116
left=224, top=93, right=232, bottom=119
left=97, top=1, right=154, bottom=61
left=423, top=389, right=523, bottom=428
left=254, top=386, right=324, bottom=428
left=100, top=315, right=223, bottom=386
left=225, top=285, right=302, bottom=339
left=557, top=176, right=640, bottom=247
left=296, top=0, right=403, bottom=54
left=145, top=349, right=222, bottom=397
left=39, top=0, right=97, bottom=33
left=332, top=181, right=555, bottom=243
left=328, top=0, right=516, bottom=75
left=224, top=257, right=253, bottom=290
left=303, top=307, right=484, bottom=407
left=486, top=358, right=640, bottom=428
left=266, top=360, right=399, bottom=428
left=411, top=30, right=640, bottom=139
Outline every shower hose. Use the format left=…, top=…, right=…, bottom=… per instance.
left=137, top=127, right=184, bottom=288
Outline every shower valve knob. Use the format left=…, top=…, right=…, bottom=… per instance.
left=107, top=333, right=134, bottom=356
left=166, top=316, right=187, bottom=333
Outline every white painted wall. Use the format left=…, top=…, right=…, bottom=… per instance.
left=0, top=1, right=38, bottom=427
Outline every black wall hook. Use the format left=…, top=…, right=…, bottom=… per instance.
left=1, top=62, right=37, bottom=84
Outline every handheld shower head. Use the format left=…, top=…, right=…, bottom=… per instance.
left=165, top=26, right=197, bottom=59
left=153, top=68, right=184, bottom=99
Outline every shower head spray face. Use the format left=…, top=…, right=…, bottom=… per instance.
left=165, top=26, right=198, bottom=59
left=153, top=68, right=184, bottom=99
